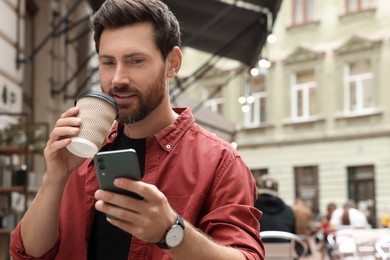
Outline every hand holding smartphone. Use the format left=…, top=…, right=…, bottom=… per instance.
left=94, top=148, right=143, bottom=200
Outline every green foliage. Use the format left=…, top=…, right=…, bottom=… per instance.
left=0, top=123, right=47, bottom=153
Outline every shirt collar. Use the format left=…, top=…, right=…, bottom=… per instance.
left=154, top=107, right=194, bottom=152
left=100, top=107, right=194, bottom=153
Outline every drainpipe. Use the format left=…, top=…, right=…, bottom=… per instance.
left=16, top=0, right=21, bottom=69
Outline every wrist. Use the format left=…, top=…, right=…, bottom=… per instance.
left=155, top=214, right=185, bottom=249
left=42, top=172, right=69, bottom=188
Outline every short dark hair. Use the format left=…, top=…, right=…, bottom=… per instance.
left=91, top=0, right=181, bottom=60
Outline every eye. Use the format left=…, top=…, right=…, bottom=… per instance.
left=99, top=57, right=116, bottom=66
left=131, top=59, right=144, bottom=65
left=102, top=60, right=115, bottom=66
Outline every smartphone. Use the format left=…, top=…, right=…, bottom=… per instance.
left=94, top=148, right=143, bottom=200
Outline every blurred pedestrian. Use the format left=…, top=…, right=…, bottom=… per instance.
left=329, top=200, right=369, bottom=229
left=326, top=202, right=337, bottom=222
left=293, top=198, right=314, bottom=256
left=319, top=202, right=337, bottom=259
left=294, top=198, right=314, bottom=236
left=326, top=200, right=369, bottom=259
left=381, top=213, right=389, bottom=228
left=254, top=176, right=296, bottom=237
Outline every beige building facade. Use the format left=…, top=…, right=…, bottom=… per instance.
left=151, top=0, right=390, bottom=227
left=197, top=0, right=390, bottom=227
left=0, top=0, right=92, bottom=256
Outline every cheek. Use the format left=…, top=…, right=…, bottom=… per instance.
left=98, top=70, right=111, bottom=87
left=132, top=69, right=157, bottom=87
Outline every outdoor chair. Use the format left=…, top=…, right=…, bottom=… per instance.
left=376, top=236, right=390, bottom=260
left=260, top=230, right=308, bottom=259
left=327, top=229, right=359, bottom=259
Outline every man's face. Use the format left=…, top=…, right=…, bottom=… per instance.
left=98, top=22, right=167, bottom=124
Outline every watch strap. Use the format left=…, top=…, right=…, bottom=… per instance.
left=155, top=214, right=185, bottom=249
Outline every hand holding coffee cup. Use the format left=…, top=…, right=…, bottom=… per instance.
left=66, top=90, right=118, bottom=158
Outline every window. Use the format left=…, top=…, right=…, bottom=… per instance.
left=292, top=0, right=314, bottom=25
left=294, top=166, right=319, bottom=214
left=203, top=85, right=223, bottom=113
left=344, top=60, right=374, bottom=114
left=244, top=76, right=267, bottom=126
left=291, top=69, right=317, bottom=120
left=345, top=0, right=372, bottom=14
left=347, top=165, right=376, bottom=227
left=251, top=168, right=269, bottom=188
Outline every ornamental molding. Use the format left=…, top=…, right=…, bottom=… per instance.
left=284, top=45, right=325, bottom=64
left=334, top=34, right=383, bottom=55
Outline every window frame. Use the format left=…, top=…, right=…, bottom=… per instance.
left=294, top=165, right=319, bottom=215
left=345, top=0, right=372, bottom=14
left=290, top=70, right=317, bottom=121
left=244, top=91, right=267, bottom=127
left=242, top=75, right=267, bottom=127
left=347, top=165, right=376, bottom=228
left=203, top=85, right=224, bottom=114
left=343, top=61, right=374, bottom=114
left=292, top=0, right=314, bottom=25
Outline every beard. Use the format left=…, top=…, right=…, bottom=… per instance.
left=112, top=67, right=166, bottom=124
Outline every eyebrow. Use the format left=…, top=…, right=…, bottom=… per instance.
left=98, top=52, right=147, bottom=60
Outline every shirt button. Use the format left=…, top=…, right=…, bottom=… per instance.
left=166, top=144, right=171, bottom=149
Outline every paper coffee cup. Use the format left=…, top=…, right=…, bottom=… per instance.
left=66, top=90, right=118, bottom=158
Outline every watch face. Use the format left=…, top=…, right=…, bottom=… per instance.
left=166, top=224, right=184, bottom=248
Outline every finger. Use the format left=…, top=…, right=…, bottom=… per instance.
left=47, top=126, right=80, bottom=146
left=95, top=200, right=139, bottom=221
left=106, top=217, right=150, bottom=241
left=45, top=138, right=72, bottom=153
left=53, top=107, right=81, bottom=130
left=114, top=178, right=159, bottom=202
left=55, top=116, right=82, bottom=128
left=95, top=189, right=145, bottom=212
left=51, top=125, right=80, bottom=139
left=99, top=202, right=160, bottom=243
left=60, top=107, right=80, bottom=119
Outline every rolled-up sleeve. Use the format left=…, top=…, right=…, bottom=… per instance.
left=9, top=222, right=59, bottom=260
left=198, top=156, right=264, bottom=260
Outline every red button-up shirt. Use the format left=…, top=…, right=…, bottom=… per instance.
left=10, top=108, right=264, bottom=260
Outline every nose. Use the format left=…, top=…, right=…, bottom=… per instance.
left=111, top=64, right=130, bottom=86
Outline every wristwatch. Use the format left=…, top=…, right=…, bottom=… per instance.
left=155, top=214, right=185, bottom=249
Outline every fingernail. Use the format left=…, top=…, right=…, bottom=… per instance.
left=95, top=200, right=103, bottom=209
left=114, top=179, right=121, bottom=186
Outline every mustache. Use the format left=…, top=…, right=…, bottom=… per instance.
left=109, top=85, right=140, bottom=96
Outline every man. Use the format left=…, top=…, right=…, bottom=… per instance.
left=254, top=176, right=296, bottom=235
left=254, top=176, right=303, bottom=258
left=10, top=0, right=264, bottom=259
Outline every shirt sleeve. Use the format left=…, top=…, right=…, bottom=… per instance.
left=9, top=222, right=60, bottom=260
left=198, top=156, right=264, bottom=260
left=350, top=208, right=369, bottom=228
left=329, top=208, right=342, bottom=226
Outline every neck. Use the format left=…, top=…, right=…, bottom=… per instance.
left=123, top=98, right=178, bottom=139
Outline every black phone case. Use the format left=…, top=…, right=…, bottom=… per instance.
left=94, top=148, right=143, bottom=200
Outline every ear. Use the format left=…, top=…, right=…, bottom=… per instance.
left=166, top=46, right=182, bottom=79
